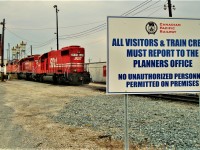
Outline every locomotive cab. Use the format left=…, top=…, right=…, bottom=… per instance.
left=32, top=45, right=90, bottom=85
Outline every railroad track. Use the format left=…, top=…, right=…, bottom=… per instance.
left=138, top=94, right=199, bottom=104
left=88, top=85, right=199, bottom=104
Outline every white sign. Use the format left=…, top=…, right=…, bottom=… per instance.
left=107, top=17, right=200, bottom=94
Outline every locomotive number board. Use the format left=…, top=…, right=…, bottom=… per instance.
left=107, top=17, right=200, bottom=94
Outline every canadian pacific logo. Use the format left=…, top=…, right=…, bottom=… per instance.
left=145, top=21, right=158, bottom=34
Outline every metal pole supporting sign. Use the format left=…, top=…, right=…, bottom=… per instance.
left=199, top=93, right=200, bottom=144
left=124, top=94, right=129, bottom=150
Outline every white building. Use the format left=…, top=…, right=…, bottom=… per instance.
left=86, top=62, right=106, bottom=83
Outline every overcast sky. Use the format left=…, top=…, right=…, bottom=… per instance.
left=1, top=0, right=200, bottom=62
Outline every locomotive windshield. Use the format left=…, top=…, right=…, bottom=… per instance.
left=61, top=50, right=69, bottom=56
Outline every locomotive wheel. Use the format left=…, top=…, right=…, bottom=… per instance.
left=35, top=76, right=40, bottom=82
left=39, top=76, right=43, bottom=82
left=26, top=74, right=30, bottom=80
left=53, top=76, right=57, bottom=84
left=32, top=75, right=36, bottom=81
left=17, top=74, right=21, bottom=80
left=57, top=76, right=62, bottom=84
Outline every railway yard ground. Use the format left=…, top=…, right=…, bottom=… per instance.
left=0, top=79, right=200, bottom=149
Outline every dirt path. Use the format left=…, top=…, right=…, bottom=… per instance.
left=0, top=80, right=123, bottom=149
left=0, top=82, right=38, bottom=148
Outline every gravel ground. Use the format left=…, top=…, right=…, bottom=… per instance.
left=0, top=82, right=40, bottom=148
left=1, top=80, right=125, bottom=149
left=53, top=94, right=200, bottom=150
left=1, top=80, right=200, bottom=149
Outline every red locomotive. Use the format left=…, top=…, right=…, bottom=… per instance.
left=6, top=59, right=18, bottom=74
left=6, top=45, right=91, bottom=85
left=17, top=54, right=40, bottom=80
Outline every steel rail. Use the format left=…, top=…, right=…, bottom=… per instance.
left=89, top=85, right=199, bottom=104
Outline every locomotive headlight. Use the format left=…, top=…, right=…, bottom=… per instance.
left=74, top=69, right=77, bottom=72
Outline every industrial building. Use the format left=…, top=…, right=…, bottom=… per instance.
left=86, top=62, right=106, bottom=83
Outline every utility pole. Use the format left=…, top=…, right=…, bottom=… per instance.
left=164, top=0, right=175, bottom=17
left=30, top=45, right=32, bottom=56
left=7, top=43, right=10, bottom=62
left=0, top=34, right=2, bottom=65
left=0, top=19, right=5, bottom=81
left=88, top=58, right=92, bottom=63
left=168, top=0, right=172, bottom=17
left=53, top=5, right=59, bottom=50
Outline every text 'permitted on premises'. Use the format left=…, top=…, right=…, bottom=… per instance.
left=107, top=17, right=200, bottom=94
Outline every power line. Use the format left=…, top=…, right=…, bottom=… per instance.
left=147, top=6, right=164, bottom=17
left=59, top=23, right=106, bottom=39
left=6, top=27, right=56, bottom=48
left=148, top=0, right=168, bottom=17
left=32, top=38, right=56, bottom=48
left=141, top=4, right=165, bottom=12
left=60, top=27, right=105, bottom=40
left=59, top=0, right=155, bottom=39
left=7, top=1, right=162, bottom=50
left=6, top=28, right=41, bottom=43
left=6, top=21, right=105, bottom=31
left=59, top=1, right=162, bottom=40
left=7, top=1, right=157, bottom=44
left=121, top=0, right=152, bottom=16
left=131, top=0, right=162, bottom=16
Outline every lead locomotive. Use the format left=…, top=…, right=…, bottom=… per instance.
left=6, top=45, right=91, bottom=85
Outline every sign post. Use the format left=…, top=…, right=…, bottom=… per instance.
left=124, top=94, right=129, bottom=150
left=107, top=17, right=200, bottom=149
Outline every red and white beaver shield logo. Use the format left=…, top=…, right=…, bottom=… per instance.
left=145, top=21, right=158, bottom=34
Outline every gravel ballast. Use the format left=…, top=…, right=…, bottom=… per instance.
left=53, top=94, right=200, bottom=149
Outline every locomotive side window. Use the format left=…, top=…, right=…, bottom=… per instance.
left=29, top=58, right=34, bottom=61
left=61, top=50, right=69, bottom=56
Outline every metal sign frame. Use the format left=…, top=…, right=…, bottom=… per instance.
left=107, top=16, right=200, bottom=94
